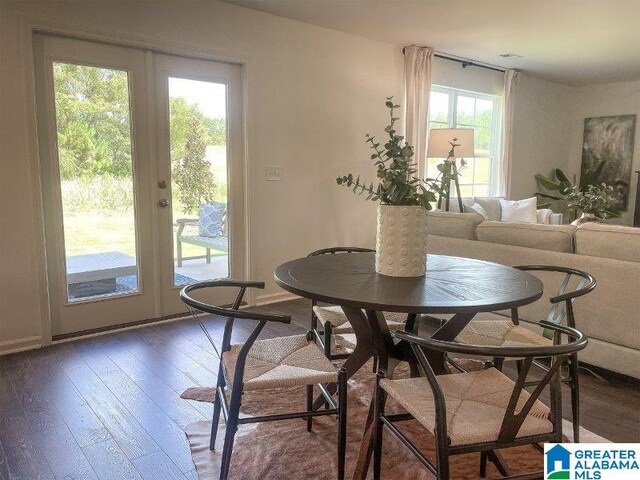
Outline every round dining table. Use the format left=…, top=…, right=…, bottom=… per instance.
left=274, top=252, right=543, bottom=479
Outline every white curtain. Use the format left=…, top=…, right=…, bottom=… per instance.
left=403, top=45, right=433, bottom=178
left=500, top=69, right=520, bottom=198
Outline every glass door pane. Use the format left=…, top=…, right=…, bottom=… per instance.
left=167, top=77, right=229, bottom=285
left=52, top=63, right=140, bottom=302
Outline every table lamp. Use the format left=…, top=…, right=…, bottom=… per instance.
left=427, top=128, right=475, bottom=212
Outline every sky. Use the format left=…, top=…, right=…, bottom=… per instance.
left=168, top=77, right=227, bottom=119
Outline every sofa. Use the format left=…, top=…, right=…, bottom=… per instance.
left=450, top=196, right=564, bottom=225
left=426, top=210, right=640, bottom=379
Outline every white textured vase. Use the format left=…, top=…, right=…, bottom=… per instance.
left=375, top=205, right=427, bottom=277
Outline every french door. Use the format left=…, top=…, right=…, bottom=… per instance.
left=34, top=35, right=245, bottom=337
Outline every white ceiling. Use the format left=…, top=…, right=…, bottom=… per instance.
left=222, top=0, right=640, bottom=86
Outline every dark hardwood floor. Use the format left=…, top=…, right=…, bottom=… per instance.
left=1, top=299, right=638, bottom=479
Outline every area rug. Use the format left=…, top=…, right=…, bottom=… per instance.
left=181, top=357, right=607, bottom=479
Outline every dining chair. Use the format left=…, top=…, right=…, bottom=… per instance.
left=371, top=323, right=587, bottom=480
left=181, top=280, right=347, bottom=480
left=308, top=247, right=408, bottom=361
left=454, top=265, right=596, bottom=442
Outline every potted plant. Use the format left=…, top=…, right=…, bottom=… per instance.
left=534, top=162, right=621, bottom=221
left=336, top=97, right=440, bottom=277
left=567, top=183, right=616, bottom=226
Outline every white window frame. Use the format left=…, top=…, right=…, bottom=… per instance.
left=428, top=85, right=502, bottom=197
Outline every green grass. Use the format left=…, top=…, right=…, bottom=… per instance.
left=63, top=212, right=226, bottom=260
left=61, top=144, right=229, bottom=261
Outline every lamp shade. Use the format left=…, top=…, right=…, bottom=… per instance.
left=427, top=128, right=475, bottom=158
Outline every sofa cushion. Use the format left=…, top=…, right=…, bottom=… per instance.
left=476, top=221, right=576, bottom=253
left=426, top=211, right=484, bottom=240
left=474, top=197, right=503, bottom=221
left=427, top=235, right=640, bottom=377
left=575, top=223, right=640, bottom=263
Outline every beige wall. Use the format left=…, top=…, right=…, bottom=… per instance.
left=0, top=0, right=402, bottom=350
left=510, top=74, right=576, bottom=201
left=1, top=0, right=622, bottom=352
left=567, top=81, right=640, bottom=226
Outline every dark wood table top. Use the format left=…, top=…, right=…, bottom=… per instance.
left=274, top=253, right=543, bottom=314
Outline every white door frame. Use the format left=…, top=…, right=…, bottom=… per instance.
left=34, top=34, right=160, bottom=336
left=153, top=53, right=246, bottom=316
left=26, top=26, right=252, bottom=342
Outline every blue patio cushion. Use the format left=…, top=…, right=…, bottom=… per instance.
left=199, top=203, right=226, bottom=238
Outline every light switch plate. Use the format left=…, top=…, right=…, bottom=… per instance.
left=266, top=166, right=284, bottom=181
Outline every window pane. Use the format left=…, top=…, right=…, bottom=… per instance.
left=168, top=77, right=229, bottom=285
left=427, top=88, right=499, bottom=201
left=456, top=96, right=475, bottom=125
left=475, top=127, right=491, bottom=155
left=473, top=184, right=489, bottom=197
left=426, top=158, right=443, bottom=179
left=475, top=99, right=493, bottom=127
left=53, top=63, right=139, bottom=302
left=459, top=185, right=473, bottom=197
left=474, top=158, right=490, bottom=184
left=457, top=159, right=474, bottom=185
left=429, top=91, right=449, bottom=123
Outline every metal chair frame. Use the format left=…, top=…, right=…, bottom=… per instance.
left=372, top=323, right=588, bottom=480
left=181, top=280, right=347, bottom=480
left=307, top=247, right=376, bottom=360
left=498, top=265, right=595, bottom=443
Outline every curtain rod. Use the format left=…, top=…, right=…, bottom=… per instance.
left=402, top=47, right=506, bottom=74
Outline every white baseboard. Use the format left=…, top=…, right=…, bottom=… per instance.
left=0, top=336, right=42, bottom=355
left=255, top=291, right=300, bottom=306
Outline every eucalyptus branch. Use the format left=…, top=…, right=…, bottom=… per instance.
left=336, top=97, right=440, bottom=209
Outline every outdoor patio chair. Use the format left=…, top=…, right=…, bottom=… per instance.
left=371, top=323, right=587, bottom=480
left=180, top=280, right=348, bottom=480
left=176, top=202, right=228, bottom=267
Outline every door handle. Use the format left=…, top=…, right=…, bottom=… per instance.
left=158, top=199, right=169, bottom=208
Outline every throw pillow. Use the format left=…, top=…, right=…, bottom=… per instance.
left=500, top=197, right=538, bottom=223
left=447, top=197, right=474, bottom=213
left=463, top=202, right=489, bottom=220
left=474, top=197, right=504, bottom=221
left=199, top=203, right=226, bottom=237
left=536, top=208, right=553, bottom=224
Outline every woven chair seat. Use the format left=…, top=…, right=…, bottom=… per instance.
left=455, top=315, right=552, bottom=348
left=221, top=334, right=338, bottom=391
left=380, top=368, right=552, bottom=446
left=313, top=305, right=407, bottom=334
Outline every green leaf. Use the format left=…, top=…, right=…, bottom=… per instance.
left=535, top=193, right=562, bottom=200
left=603, top=207, right=622, bottom=218
left=555, top=168, right=570, bottom=185
left=534, top=174, right=561, bottom=191
left=559, top=180, right=573, bottom=196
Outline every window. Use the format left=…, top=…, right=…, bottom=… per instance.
left=427, top=86, right=501, bottom=198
